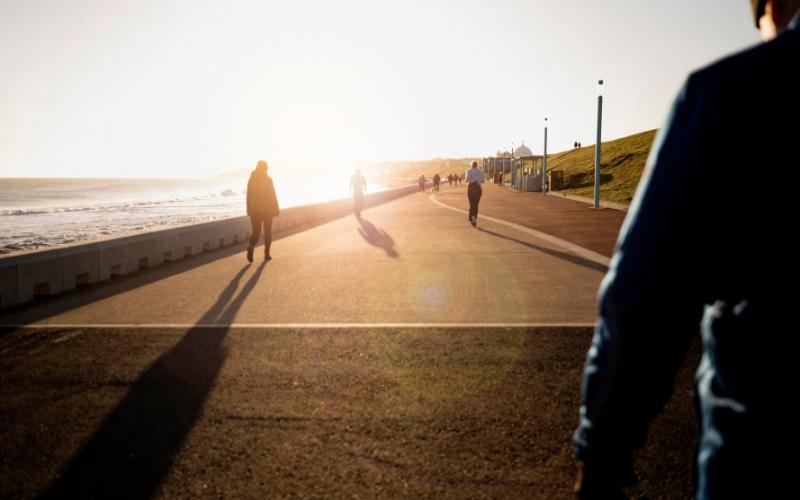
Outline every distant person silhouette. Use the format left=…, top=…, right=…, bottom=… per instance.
left=246, top=160, right=280, bottom=262
left=433, top=173, right=441, bottom=191
left=418, top=174, right=426, bottom=192
left=447, top=174, right=454, bottom=186
left=350, top=168, right=367, bottom=218
left=573, top=1, right=800, bottom=499
left=465, top=161, right=484, bottom=227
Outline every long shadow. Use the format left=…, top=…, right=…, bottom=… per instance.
left=1, top=219, right=343, bottom=328
left=475, top=227, right=608, bottom=274
left=38, top=261, right=266, bottom=499
left=357, top=218, right=399, bottom=258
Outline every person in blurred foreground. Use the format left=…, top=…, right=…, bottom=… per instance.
left=573, top=1, right=800, bottom=498
left=350, top=168, right=367, bottom=218
left=465, top=161, right=484, bottom=227
left=246, top=160, right=280, bottom=263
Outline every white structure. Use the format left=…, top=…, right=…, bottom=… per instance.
left=513, top=143, right=533, bottom=157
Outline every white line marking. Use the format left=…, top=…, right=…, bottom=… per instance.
left=428, top=193, right=611, bottom=266
left=2, top=322, right=595, bottom=329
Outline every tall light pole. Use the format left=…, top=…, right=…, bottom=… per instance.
left=543, top=117, right=548, bottom=195
left=594, top=80, right=603, bottom=208
left=510, top=142, right=514, bottom=189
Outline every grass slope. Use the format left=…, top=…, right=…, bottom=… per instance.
left=548, top=129, right=657, bottom=204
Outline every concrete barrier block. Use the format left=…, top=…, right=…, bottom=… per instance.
left=0, top=256, right=20, bottom=309
left=179, top=228, right=204, bottom=258
left=213, top=217, right=245, bottom=247
left=98, top=239, right=131, bottom=280
left=15, top=249, right=65, bottom=303
left=127, top=235, right=158, bottom=272
left=235, top=217, right=251, bottom=243
left=196, top=225, right=218, bottom=253
left=210, top=222, right=227, bottom=249
left=155, top=230, right=185, bottom=264
left=60, top=243, right=101, bottom=290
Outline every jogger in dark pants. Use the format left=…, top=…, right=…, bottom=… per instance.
left=464, top=161, right=485, bottom=227
left=467, top=183, right=482, bottom=226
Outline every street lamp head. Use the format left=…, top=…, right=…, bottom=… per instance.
left=597, top=79, right=604, bottom=97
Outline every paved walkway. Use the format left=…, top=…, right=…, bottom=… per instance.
left=2, top=187, right=615, bottom=326
left=433, top=184, right=626, bottom=258
left=0, top=188, right=699, bottom=499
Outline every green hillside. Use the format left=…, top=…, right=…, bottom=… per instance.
left=548, top=129, right=657, bottom=204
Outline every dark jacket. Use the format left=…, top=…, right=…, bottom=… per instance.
left=574, top=20, right=798, bottom=499
left=246, top=171, right=280, bottom=217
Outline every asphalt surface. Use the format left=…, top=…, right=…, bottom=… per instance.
left=1, top=187, right=609, bottom=326
left=0, top=326, right=698, bottom=499
left=0, top=189, right=698, bottom=498
left=432, top=184, right=626, bottom=258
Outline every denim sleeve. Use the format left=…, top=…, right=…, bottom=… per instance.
left=574, top=77, right=708, bottom=469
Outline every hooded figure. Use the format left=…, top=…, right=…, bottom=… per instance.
left=246, top=160, right=280, bottom=262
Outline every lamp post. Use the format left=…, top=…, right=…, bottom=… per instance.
left=510, top=142, right=514, bottom=189
left=594, top=80, right=603, bottom=208
left=543, top=117, right=548, bottom=195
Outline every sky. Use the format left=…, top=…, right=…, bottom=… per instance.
left=0, top=0, right=759, bottom=178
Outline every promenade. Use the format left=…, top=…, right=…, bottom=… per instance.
left=0, top=186, right=698, bottom=498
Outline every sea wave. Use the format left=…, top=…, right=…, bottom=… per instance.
left=0, top=213, right=235, bottom=254
left=0, top=189, right=243, bottom=217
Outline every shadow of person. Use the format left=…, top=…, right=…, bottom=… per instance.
left=475, top=226, right=608, bottom=274
left=38, top=261, right=266, bottom=499
left=356, top=218, right=398, bottom=258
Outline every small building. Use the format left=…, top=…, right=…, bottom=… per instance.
left=509, top=143, right=544, bottom=191
left=484, top=143, right=548, bottom=189
left=511, top=155, right=545, bottom=191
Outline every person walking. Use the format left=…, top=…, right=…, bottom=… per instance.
left=433, top=173, right=441, bottom=192
left=349, top=168, right=367, bottom=218
left=417, top=174, right=426, bottom=192
left=465, top=161, right=484, bottom=227
left=246, top=160, right=280, bottom=263
left=573, top=1, right=800, bottom=499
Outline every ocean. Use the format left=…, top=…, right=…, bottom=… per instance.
left=0, top=176, right=389, bottom=255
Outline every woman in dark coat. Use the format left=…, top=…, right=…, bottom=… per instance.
left=246, top=160, right=280, bottom=262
